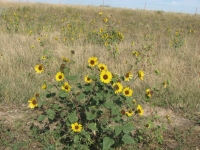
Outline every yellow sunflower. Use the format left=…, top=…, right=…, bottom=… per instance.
left=42, top=83, right=47, bottom=89
left=84, top=75, right=92, bottom=84
left=112, top=82, right=123, bottom=94
left=100, top=70, right=112, bottom=84
left=138, top=70, right=145, bottom=80
left=136, top=105, right=144, bottom=116
left=28, top=97, right=38, bottom=109
left=55, top=71, right=65, bottom=82
left=71, top=122, right=82, bottom=132
left=133, top=51, right=139, bottom=57
left=62, top=56, right=70, bottom=63
left=34, top=64, right=44, bottom=73
left=163, top=81, right=168, bottom=88
left=126, top=110, right=134, bottom=117
left=88, top=57, right=98, bottom=68
left=103, top=18, right=108, bottom=22
left=124, top=72, right=133, bottom=81
left=98, top=63, right=108, bottom=72
left=146, top=89, right=153, bottom=98
left=61, top=82, right=71, bottom=92
left=41, top=56, right=46, bottom=60
left=123, top=87, right=133, bottom=97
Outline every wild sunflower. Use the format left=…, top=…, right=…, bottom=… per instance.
left=84, top=75, right=92, bottom=84
left=42, top=83, right=47, bottom=89
left=28, top=97, right=38, bottom=109
left=71, top=122, right=82, bottom=133
left=55, top=71, right=65, bottom=82
left=163, top=81, right=168, bottom=88
left=34, top=64, right=44, bottom=73
left=100, top=70, right=112, bottom=84
left=146, top=89, right=153, bottom=98
left=62, top=56, right=70, bottom=63
left=98, top=63, right=107, bottom=72
left=126, top=110, right=134, bottom=117
left=99, top=12, right=102, bottom=16
left=133, top=51, right=139, bottom=57
left=103, top=18, right=108, bottom=22
left=88, top=57, right=98, bottom=68
left=112, top=82, right=123, bottom=94
left=136, top=105, right=144, bottom=116
left=124, top=72, right=133, bottom=81
left=123, top=87, right=133, bottom=97
left=138, top=70, right=145, bottom=80
left=61, top=82, right=71, bottom=92
left=41, top=56, right=46, bottom=60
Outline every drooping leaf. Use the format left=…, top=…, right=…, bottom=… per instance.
left=86, top=111, right=96, bottom=120
left=77, top=93, right=85, bottom=101
left=88, top=123, right=97, bottom=131
left=114, top=126, right=123, bottom=136
left=123, top=123, right=134, bottom=133
left=68, top=111, right=78, bottom=123
left=37, top=115, right=46, bottom=122
left=122, top=134, right=135, bottom=144
left=103, top=137, right=114, bottom=150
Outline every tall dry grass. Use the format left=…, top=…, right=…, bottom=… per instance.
left=0, top=1, right=199, bottom=116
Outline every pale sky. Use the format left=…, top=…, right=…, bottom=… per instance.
left=16, top=0, right=200, bottom=14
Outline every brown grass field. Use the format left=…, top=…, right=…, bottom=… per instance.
left=0, top=1, right=200, bottom=149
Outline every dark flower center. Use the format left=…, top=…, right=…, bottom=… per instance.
left=138, top=109, right=141, bottom=113
left=121, top=109, right=125, bottom=115
left=90, top=60, right=95, bottom=65
left=59, top=75, right=63, bottom=79
left=75, top=125, right=79, bottom=129
left=65, top=86, right=69, bottom=90
left=125, top=73, right=130, bottom=78
left=32, top=99, right=37, bottom=105
left=125, top=90, right=129, bottom=95
left=100, top=66, right=104, bottom=70
left=103, top=75, right=108, bottom=80
left=114, top=85, right=119, bottom=90
left=38, top=65, right=43, bottom=70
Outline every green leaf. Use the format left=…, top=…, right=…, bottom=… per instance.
left=122, top=134, right=135, bottom=144
left=83, top=84, right=93, bottom=92
left=46, top=93, right=56, bottom=98
left=114, top=126, right=123, bottom=136
left=46, top=84, right=54, bottom=90
left=77, top=93, right=85, bottom=101
left=68, top=111, right=78, bottom=123
left=96, top=92, right=103, bottom=100
left=52, top=104, right=59, bottom=109
left=125, top=97, right=133, bottom=106
left=66, top=75, right=78, bottom=81
left=123, top=123, right=134, bottom=133
left=74, top=135, right=79, bottom=143
left=46, top=109, right=55, bottom=120
left=104, top=101, right=114, bottom=109
left=103, top=137, right=114, bottom=150
left=88, top=123, right=97, bottom=131
left=86, top=111, right=96, bottom=120
left=37, top=115, right=46, bottom=122
left=111, top=106, right=120, bottom=115
left=59, top=90, right=69, bottom=98
left=38, top=101, right=43, bottom=108
left=105, top=92, right=113, bottom=99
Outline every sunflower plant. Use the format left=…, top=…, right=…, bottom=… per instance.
left=30, top=56, right=163, bottom=149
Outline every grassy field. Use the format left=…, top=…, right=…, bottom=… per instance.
left=0, top=1, right=200, bottom=149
